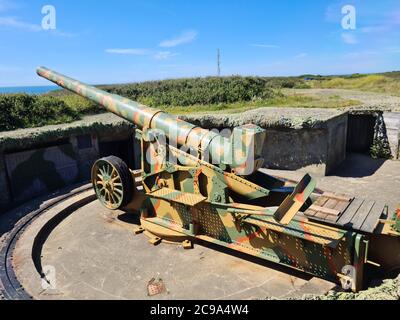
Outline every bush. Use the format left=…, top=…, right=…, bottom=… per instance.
left=1, top=76, right=312, bottom=131
left=107, top=76, right=281, bottom=107
left=58, top=94, right=101, bottom=115
left=0, top=94, right=79, bottom=131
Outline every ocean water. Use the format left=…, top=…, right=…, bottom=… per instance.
left=0, top=86, right=58, bottom=94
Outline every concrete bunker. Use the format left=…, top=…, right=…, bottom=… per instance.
left=0, top=108, right=399, bottom=212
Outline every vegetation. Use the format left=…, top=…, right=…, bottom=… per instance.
left=309, top=73, right=400, bottom=96
left=161, top=94, right=359, bottom=114
left=0, top=94, right=79, bottom=131
left=107, top=77, right=278, bottom=107
left=0, top=76, right=314, bottom=131
left=2, top=71, right=398, bottom=131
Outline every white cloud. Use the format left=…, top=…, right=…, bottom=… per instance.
left=0, top=16, right=76, bottom=37
left=360, top=25, right=389, bottom=34
left=159, top=30, right=197, bottom=48
left=0, top=16, right=41, bottom=32
left=250, top=44, right=280, bottom=48
left=342, top=51, right=379, bottom=59
left=154, top=51, right=179, bottom=60
left=105, top=48, right=150, bottom=55
left=295, top=53, right=308, bottom=58
left=386, top=47, right=400, bottom=54
left=341, top=32, right=358, bottom=44
left=105, top=48, right=179, bottom=60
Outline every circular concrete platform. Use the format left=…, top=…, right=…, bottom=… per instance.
left=2, top=186, right=335, bottom=300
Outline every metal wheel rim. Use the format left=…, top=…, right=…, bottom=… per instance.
left=93, top=160, right=124, bottom=210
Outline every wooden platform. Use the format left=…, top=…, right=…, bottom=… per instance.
left=304, top=192, right=387, bottom=233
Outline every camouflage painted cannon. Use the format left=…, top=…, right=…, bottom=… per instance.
left=38, top=66, right=400, bottom=292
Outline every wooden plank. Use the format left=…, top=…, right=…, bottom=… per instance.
left=360, top=201, right=386, bottom=233
left=313, top=196, right=330, bottom=206
left=350, top=200, right=375, bottom=230
left=273, top=173, right=317, bottom=225
left=314, top=211, right=328, bottom=220
left=308, top=205, right=341, bottom=216
left=322, top=192, right=353, bottom=202
left=337, top=198, right=364, bottom=226
left=325, top=198, right=339, bottom=210
left=334, top=199, right=352, bottom=214
left=304, top=195, right=329, bottom=217
left=325, top=214, right=339, bottom=222
left=305, top=208, right=318, bottom=217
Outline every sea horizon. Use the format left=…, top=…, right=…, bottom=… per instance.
left=0, top=85, right=58, bottom=95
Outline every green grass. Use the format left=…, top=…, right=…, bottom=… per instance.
left=158, top=94, right=360, bottom=115
left=309, top=74, right=400, bottom=96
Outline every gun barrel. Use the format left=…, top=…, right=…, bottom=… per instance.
left=37, top=66, right=265, bottom=175
left=37, top=67, right=228, bottom=159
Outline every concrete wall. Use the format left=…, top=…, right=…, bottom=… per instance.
left=248, top=114, right=347, bottom=176
left=0, top=153, right=11, bottom=207
left=0, top=114, right=136, bottom=213
left=70, top=134, right=100, bottom=181
left=261, top=128, right=328, bottom=175
left=384, top=112, right=400, bottom=159
left=326, top=114, right=348, bottom=173
left=182, top=108, right=349, bottom=176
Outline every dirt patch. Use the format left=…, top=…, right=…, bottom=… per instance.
left=303, top=276, right=400, bottom=300
left=286, top=88, right=400, bottom=112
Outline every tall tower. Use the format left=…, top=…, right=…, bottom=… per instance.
left=217, top=49, right=221, bottom=77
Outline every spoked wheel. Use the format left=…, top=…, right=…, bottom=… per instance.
left=91, top=156, right=133, bottom=210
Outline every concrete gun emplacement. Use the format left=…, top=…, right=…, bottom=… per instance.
left=38, top=66, right=400, bottom=292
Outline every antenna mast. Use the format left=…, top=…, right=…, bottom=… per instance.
left=217, top=49, right=221, bottom=76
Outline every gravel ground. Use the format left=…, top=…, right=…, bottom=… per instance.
left=286, top=88, right=400, bottom=111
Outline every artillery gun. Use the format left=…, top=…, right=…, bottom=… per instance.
left=37, top=66, right=400, bottom=292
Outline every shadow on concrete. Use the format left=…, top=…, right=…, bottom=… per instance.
left=0, top=182, right=90, bottom=237
left=31, top=194, right=96, bottom=280
left=118, top=212, right=140, bottom=224
left=115, top=213, right=314, bottom=282
left=328, top=153, right=386, bottom=178
left=195, top=238, right=313, bottom=282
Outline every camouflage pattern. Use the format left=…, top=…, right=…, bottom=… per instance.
left=4, top=144, right=79, bottom=204
left=37, top=67, right=265, bottom=176
left=38, top=67, right=400, bottom=292
left=394, top=206, right=400, bottom=233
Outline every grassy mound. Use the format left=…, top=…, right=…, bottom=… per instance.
left=2, top=76, right=309, bottom=131
left=0, top=94, right=79, bottom=131
left=310, top=74, right=400, bottom=96
left=107, top=76, right=280, bottom=107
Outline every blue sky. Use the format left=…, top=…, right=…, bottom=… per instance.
left=0, top=0, right=399, bottom=86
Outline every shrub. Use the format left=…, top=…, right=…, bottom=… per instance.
left=58, top=94, right=101, bottom=115
left=107, top=76, right=282, bottom=106
left=0, top=94, right=79, bottom=131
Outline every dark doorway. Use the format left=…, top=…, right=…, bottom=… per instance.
left=99, top=137, right=135, bottom=169
left=347, top=115, right=376, bottom=153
